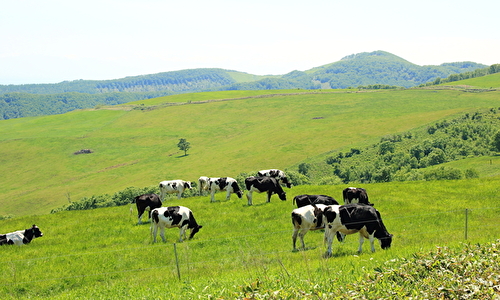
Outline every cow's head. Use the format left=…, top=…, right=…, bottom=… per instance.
left=30, top=225, right=43, bottom=238
left=281, top=177, right=292, bottom=188
left=379, top=234, right=393, bottom=249
left=189, top=225, right=203, bottom=239
left=184, top=181, right=192, bottom=189
left=278, top=191, right=287, bottom=201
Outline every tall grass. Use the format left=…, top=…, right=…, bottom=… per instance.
left=1, top=177, right=498, bottom=299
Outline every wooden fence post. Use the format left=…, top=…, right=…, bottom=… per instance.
left=173, top=243, right=181, bottom=280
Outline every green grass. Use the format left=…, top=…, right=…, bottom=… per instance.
left=442, top=72, right=500, bottom=88
left=1, top=86, right=500, bottom=217
left=0, top=178, right=498, bottom=299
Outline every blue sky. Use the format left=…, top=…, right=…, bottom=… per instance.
left=1, top=0, right=499, bottom=84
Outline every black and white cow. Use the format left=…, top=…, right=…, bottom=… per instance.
left=131, top=193, right=162, bottom=224
left=0, top=225, right=43, bottom=246
left=245, top=176, right=286, bottom=205
left=342, top=187, right=373, bottom=206
left=159, top=180, right=193, bottom=200
left=291, top=204, right=327, bottom=251
left=207, top=177, right=243, bottom=202
left=322, top=204, right=392, bottom=256
left=293, top=194, right=339, bottom=208
left=198, top=176, right=210, bottom=195
left=257, top=169, right=292, bottom=188
left=151, top=206, right=202, bottom=242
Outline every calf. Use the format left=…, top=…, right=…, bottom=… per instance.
left=322, top=204, right=392, bottom=256
left=151, top=206, right=202, bottom=242
left=291, top=204, right=327, bottom=251
left=159, top=180, right=193, bottom=200
left=342, top=187, right=373, bottom=206
left=132, top=193, right=162, bottom=224
left=245, top=176, right=286, bottom=205
left=0, top=225, right=43, bottom=246
left=207, top=177, right=243, bottom=202
left=257, top=169, right=292, bottom=188
left=293, top=194, right=339, bottom=208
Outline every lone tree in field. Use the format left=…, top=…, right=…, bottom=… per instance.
left=177, top=138, right=191, bottom=156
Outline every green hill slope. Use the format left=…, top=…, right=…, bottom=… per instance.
left=1, top=82, right=500, bottom=217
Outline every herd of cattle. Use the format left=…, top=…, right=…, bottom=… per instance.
left=1, top=169, right=393, bottom=256
left=135, top=169, right=392, bottom=256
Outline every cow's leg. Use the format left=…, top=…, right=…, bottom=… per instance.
left=324, top=230, right=334, bottom=257
left=177, top=191, right=182, bottom=200
left=266, top=191, right=272, bottom=203
left=159, top=227, right=166, bottom=242
left=225, top=189, right=231, bottom=201
left=298, top=228, right=308, bottom=249
left=292, top=228, right=299, bottom=250
left=369, top=234, right=376, bottom=252
left=247, top=191, right=253, bottom=205
left=210, top=190, right=216, bottom=202
left=137, top=207, right=145, bottom=225
left=358, top=234, right=365, bottom=253
left=179, top=227, right=186, bottom=242
left=151, top=223, right=158, bottom=243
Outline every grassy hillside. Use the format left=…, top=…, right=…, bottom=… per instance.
left=0, top=178, right=498, bottom=299
left=1, top=83, right=500, bottom=217
left=442, top=72, right=500, bottom=88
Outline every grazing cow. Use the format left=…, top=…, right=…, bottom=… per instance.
left=322, top=204, right=392, bottom=256
left=198, top=176, right=210, bottom=195
left=291, top=204, right=328, bottom=251
left=342, top=187, right=373, bottom=206
left=132, top=193, right=162, bottom=224
left=257, top=169, right=292, bottom=188
left=293, top=194, right=339, bottom=208
left=159, top=180, right=193, bottom=200
left=245, top=176, right=286, bottom=205
left=151, top=206, right=202, bottom=242
left=0, top=225, right=43, bottom=246
left=207, top=177, right=243, bottom=202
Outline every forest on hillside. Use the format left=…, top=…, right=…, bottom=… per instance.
left=0, top=51, right=495, bottom=120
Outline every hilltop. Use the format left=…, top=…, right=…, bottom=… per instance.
left=0, top=50, right=490, bottom=120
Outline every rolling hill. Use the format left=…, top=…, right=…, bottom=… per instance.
left=1, top=73, right=499, bottom=218
left=0, top=50, right=492, bottom=120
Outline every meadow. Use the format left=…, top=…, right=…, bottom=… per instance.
left=0, top=178, right=498, bottom=299
left=1, top=86, right=500, bottom=217
left=1, top=75, right=500, bottom=298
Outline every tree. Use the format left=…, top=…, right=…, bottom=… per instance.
left=177, top=138, right=191, bottom=156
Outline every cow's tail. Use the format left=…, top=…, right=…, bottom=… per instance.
left=291, top=212, right=302, bottom=227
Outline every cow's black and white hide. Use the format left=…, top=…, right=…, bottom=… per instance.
left=131, top=193, right=162, bottom=224
left=342, top=187, right=373, bottom=206
left=198, top=176, right=210, bottom=195
left=322, top=204, right=392, bottom=256
left=207, top=177, right=243, bottom=202
left=245, top=176, right=286, bottom=205
left=151, top=206, right=202, bottom=242
left=293, top=194, right=339, bottom=208
left=257, top=169, right=292, bottom=188
left=291, top=204, right=327, bottom=251
left=0, top=225, right=43, bottom=246
left=159, top=180, right=193, bottom=200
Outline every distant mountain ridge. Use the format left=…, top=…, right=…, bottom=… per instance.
left=0, top=50, right=490, bottom=119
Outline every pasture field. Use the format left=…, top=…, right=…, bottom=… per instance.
left=1, top=86, right=500, bottom=217
left=0, top=177, right=499, bottom=299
